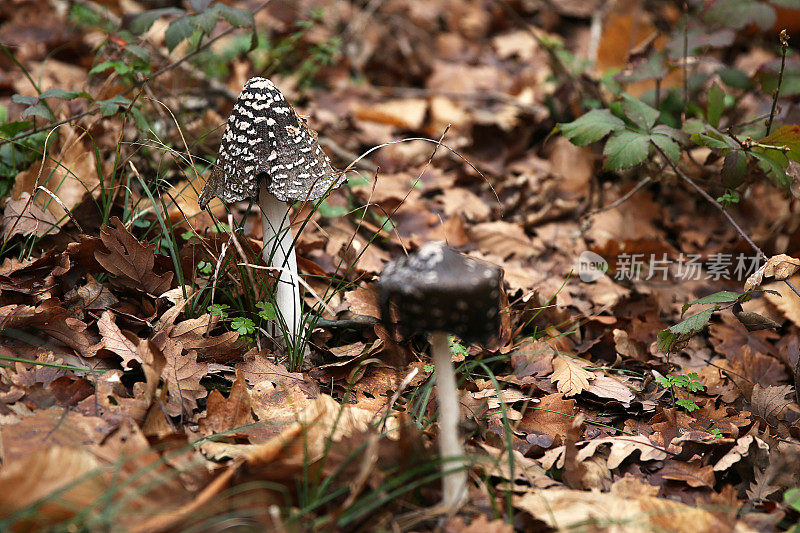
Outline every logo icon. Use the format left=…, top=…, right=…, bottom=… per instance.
left=577, top=251, right=608, bottom=282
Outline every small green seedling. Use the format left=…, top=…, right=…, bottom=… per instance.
left=657, top=372, right=704, bottom=412
left=208, top=303, right=230, bottom=319
left=197, top=260, right=213, bottom=276
left=231, top=317, right=255, bottom=336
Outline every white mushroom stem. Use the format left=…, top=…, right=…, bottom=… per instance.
left=259, top=181, right=301, bottom=344
left=430, top=330, right=468, bottom=509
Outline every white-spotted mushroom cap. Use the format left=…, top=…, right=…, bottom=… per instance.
left=377, top=242, right=503, bottom=344
left=199, top=77, right=346, bottom=208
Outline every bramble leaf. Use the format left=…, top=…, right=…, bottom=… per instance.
left=557, top=109, right=625, bottom=146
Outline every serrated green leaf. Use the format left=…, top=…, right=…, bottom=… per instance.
left=682, top=118, right=706, bottom=136
left=194, top=5, right=221, bottom=33
left=38, top=88, right=91, bottom=101
left=21, top=103, right=54, bottom=121
left=707, top=83, right=724, bottom=128
left=681, top=290, right=740, bottom=317
left=691, top=132, right=736, bottom=150
left=165, top=15, right=196, bottom=51
left=670, top=307, right=716, bottom=336
left=652, top=124, right=689, bottom=144
left=218, top=5, right=253, bottom=27
left=557, top=109, right=625, bottom=147
left=760, top=125, right=800, bottom=163
left=651, top=133, right=680, bottom=165
left=751, top=150, right=791, bottom=188
left=129, top=8, right=184, bottom=35
left=620, top=93, right=659, bottom=131
left=12, top=94, right=39, bottom=106
left=603, top=130, right=650, bottom=170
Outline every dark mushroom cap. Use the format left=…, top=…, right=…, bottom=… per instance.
left=199, top=77, right=345, bottom=208
left=377, top=242, right=503, bottom=344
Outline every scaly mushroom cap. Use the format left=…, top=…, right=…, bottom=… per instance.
left=377, top=242, right=503, bottom=344
left=199, top=77, right=345, bottom=208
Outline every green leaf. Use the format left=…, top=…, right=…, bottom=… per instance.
left=760, top=125, right=800, bottom=163
left=651, top=133, right=680, bottom=165
left=231, top=317, right=255, bottom=335
left=11, top=94, right=39, bottom=106
left=256, top=302, right=277, bottom=321
left=194, top=5, right=221, bottom=33
left=190, top=0, right=212, bottom=11
left=717, top=67, right=752, bottom=90
left=691, top=132, right=736, bottom=150
left=722, top=150, right=748, bottom=187
left=218, top=5, right=254, bottom=27
left=165, top=15, right=196, bottom=51
left=785, top=488, right=800, bottom=512
left=129, top=8, right=184, bottom=35
left=0, top=120, right=33, bottom=137
left=681, top=290, right=741, bottom=317
left=603, top=130, right=650, bottom=170
left=672, top=308, right=716, bottom=334
left=620, top=93, right=659, bottom=131
left=675, top=398, right=700, bottom=412
left=751, top=150, right=791, bottom=188
left=315, top=199, right=349, bottom=218
left=97, top=95, right=132, bottom=117
left=703, top=0, right=776, bottom=31
left=124, top=44, right=150, bottom=61
left=707, top=83, right=724, bottom=129
left=38, top=88, right=91, bottom=101
left=556, top=109, right=625, bottom=146
left=20, top=103, right=54, bottom=121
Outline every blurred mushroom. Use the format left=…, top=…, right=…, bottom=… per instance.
left=377, top=241, right=503, bottom=510
left=199, top=77, right=345, bottom=350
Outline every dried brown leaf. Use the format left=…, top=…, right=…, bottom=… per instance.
left=94, top=216, right=173, bottom=296
left=2, top=192, right=60, bottom=241
left=96, top=310, right=141, bottom=368
left=549, top=355, right=593, bottom=397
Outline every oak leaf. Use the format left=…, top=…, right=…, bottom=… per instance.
left=160, top=340, right=208, bottom=417
left=94, top=216, right=173, bottom=296
left=2, top=193, right=59, bottom=241
left=549, top=355, right=593, bottom=396
left=96, top=310, right=140, bottom=368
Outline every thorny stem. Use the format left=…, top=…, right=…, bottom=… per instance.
left=430, top=331, right=468, bottom=510
left=653, top=143, right=800, bottom=300
left=766, top=30, right=790, bottom=136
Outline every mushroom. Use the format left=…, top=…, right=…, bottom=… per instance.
left=377, top=242, right=503, bottom=510
left=199, top=77, right=345, bottom=349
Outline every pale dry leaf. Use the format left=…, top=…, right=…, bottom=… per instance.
left=540, top=435, right=667, bottom=470
left=96, top=310, right=141, bottom=368
left=468, top=221, right=541, bottom=259
left=764, top=275, right=800, bottom=327
left=0, top=446, right=106, bottom=521
left=2, top=192, right=60, bottom=241
left=750, top=383, right=793, bottom=422
left=514, top=489, right=755, bottom=532
left=354, top=98, right=427, bottom=130
left=586, top=373, right=635, bottom=405
left=746, top=467, right=779, bottom=502
left=763, top=254, right=800, bottom=280
left=549, top=355, right=593, bottom=397
left=714, top=435, right=770, bottom=472
left=161, top=341, right=208, bottom=417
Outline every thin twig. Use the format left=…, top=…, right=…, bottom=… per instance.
left=766, top=30, right=790, bottom=136
left=582, top=176, right=652, bottom=219
left=653, top=143, right=800, bottom=300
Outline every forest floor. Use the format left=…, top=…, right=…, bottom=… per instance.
left=2, top=0, right=800, bottom=531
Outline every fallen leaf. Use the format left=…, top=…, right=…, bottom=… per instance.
left=763, top=253, right=800, bottom=280
left=2, top=192, right=60, bottom=241
left=94, top=216, right=174, bottom=296
left=96, top=310, right=141, bottom=368
left=514, top=489, right=754, bottom=532
left=549, top=355, right=593, bottom=397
